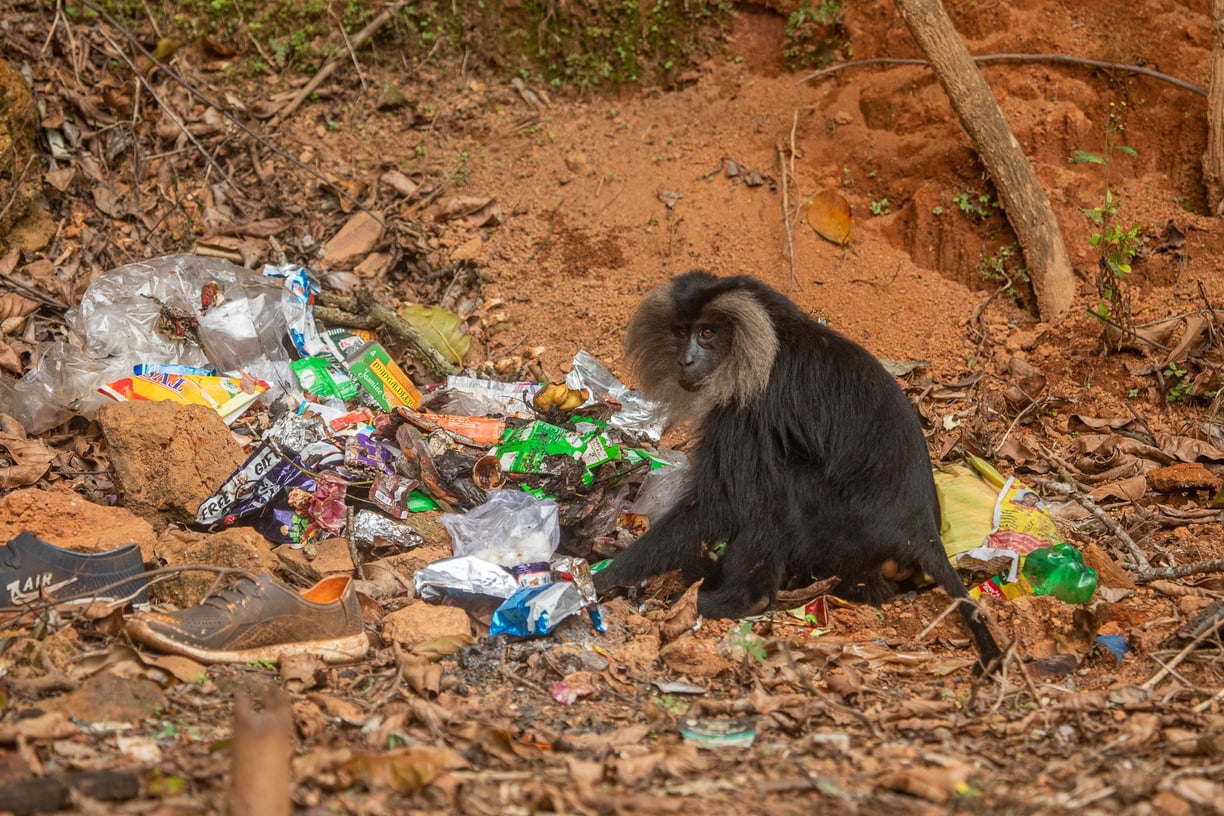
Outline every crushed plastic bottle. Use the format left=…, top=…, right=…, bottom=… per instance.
left=1020, top=542, right=1099, bottom=604
left=972, top=541, right=1098, bottom=604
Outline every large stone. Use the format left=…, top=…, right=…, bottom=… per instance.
left=97, top=401, right=247, bottom=530
left=381, top=600, right=471, bottom=649
left=0, top=485, right=156, bottom=561
left=152, top=527, right=278, bottom=606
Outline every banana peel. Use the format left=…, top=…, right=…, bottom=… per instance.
left=532, top=382, right=589, bottom=413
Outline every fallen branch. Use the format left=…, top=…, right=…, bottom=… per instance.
left=316, top=290, right=456, bottom=378
left=1142, top=614, right=1224, bottom=691
left=1131, top=558, right=1224, bottom=583
left=798, top=53, right=1207, bottom=96
left=273, top=1, right=408, bottom=124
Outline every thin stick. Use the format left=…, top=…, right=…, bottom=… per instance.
left=1032, top=477, right=1150, bottom=570
left=779, top=110, right=799, bottom=297
left=798, top=54, right=1207, bottom=97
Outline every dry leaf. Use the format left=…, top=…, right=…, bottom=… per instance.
left=0, top=340, right=22, bottom=374
left=806, top=189, right=853, bottom=246
left=343, top=746, right=460, bottom=793
left=0, top=292, right=40, bottom=322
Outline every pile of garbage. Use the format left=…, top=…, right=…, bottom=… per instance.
left=0, top=254, right=1101, bottom=655
left=0, top=254, right=685, bottom=637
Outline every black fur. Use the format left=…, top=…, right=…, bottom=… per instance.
left=595, top=271, right=1002, bottom=673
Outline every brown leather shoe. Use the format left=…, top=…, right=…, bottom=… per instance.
left=126, top=574, right=368, bottom=665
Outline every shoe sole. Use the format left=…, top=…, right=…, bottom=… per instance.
left=127, top=620, right=370, bottom=666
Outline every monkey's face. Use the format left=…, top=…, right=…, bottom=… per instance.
left=674, top=322, right=727, bottom=391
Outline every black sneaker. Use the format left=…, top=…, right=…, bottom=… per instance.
left=126, top=574, right=369, bottom=665
left=0, top=531, right=149, bottom=611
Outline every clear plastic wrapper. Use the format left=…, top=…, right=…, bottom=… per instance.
left=626, top=449, right=690, bottom=520
left=440, top=489, right=559, bottom=567
left=566, top=349, right=669, bottom=442
left=0, top=342, right=130, bottom=433
left=439, top=375, right=538, bottom=417
left=413, top=555, right=519, bottom=602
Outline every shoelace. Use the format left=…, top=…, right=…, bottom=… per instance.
left=199, top=578, right=264, bottom=610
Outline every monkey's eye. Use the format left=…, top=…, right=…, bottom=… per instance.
left=698, top=327, right=715, bottom=340
left=674, top=326, right=690, bottom=339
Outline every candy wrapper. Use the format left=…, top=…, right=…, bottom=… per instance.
left=195, top=413, right=328, bottom=527
left=196, top=441, right=307, bottom=526
left=489, top=582, right=585, bottom=637
left=414, top=555, right=519, bottom=602
left=346, top=341, right=423, bottom=410
left=350, top=509, right=424, bottom=551
left=370, top=473, right=422, bottom=518
left=551, top=555, right=598, bottom=608
left=441, top=375, right=538, bottom=418
left=101, top=371, right=268, bottom=424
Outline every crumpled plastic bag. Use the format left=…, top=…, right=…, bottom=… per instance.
left=1, top=255, right=301, bottom=432
left=440, top=489, right=559, bottom=568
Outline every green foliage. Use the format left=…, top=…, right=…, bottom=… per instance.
left=1162, top=361, right=1195, bottom=404
left=869, top=198, right=891, bottom=216
left=954, top=191, right=999, bottom=220
left=978, top=243, right=1031, bottom=311
left=506, top=0, right=735, bottom=89
left=783, top=2, right=847, bottom=69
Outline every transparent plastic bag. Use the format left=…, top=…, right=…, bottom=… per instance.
left=441, top=489, right=560, bottom=568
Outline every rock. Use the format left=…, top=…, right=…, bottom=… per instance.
left=450, top=236, right=483, bottom=262
left=354, top=251, right=390, bottom=279
left=152, top=527, right=278, bottom=606
left=0, top=486, right=156, bottom=561
left=381, top=600, right=471, bottom=648
left=563, top=151, right=590, bottom=175
left=1146, top=462, right=1222, bottom=493
left=0, top=59, right=39, bottom=249
left=322, top=210, right=385, bottom=269
left=274, top=537, right=355, bottom=583
left=659, top=633, right=732, bottom=678
left=97, top=401, right=247, bottom=531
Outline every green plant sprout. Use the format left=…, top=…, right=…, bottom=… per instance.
left=954, top=191, right=999, bottom=220
left=869, top=198, right=891, bottom=216
left=1071, top=102, right=1141, bottom=346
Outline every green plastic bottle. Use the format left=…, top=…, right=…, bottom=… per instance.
left=1020, top=542, right=1099, bottom=604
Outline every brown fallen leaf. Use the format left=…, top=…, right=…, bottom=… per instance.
left=0, top=292, right=40, bottom=322
left=806, top=188, right=853, bottom=246
left=343, top=746, right=461, bottom=794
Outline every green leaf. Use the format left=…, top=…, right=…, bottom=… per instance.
left=1070, top=150, right=1105, bottom=165
left=1118, top=145, right=1137, bottom=157
left=397, top=303, right=472, bottom=366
